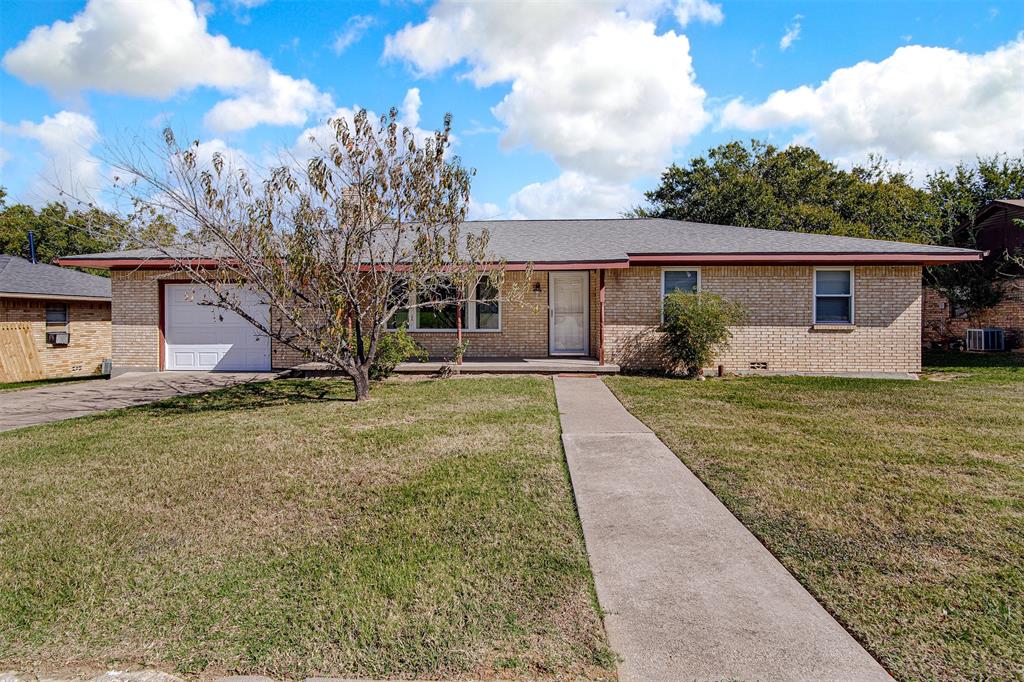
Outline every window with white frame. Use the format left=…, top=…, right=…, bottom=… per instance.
left=661, top=267, right=700, bottom=320
left=814, top=268, right=854, bottom=324
left=387, top=275, right=501, bottom=332
left=662, top=268, right=700, bottom=298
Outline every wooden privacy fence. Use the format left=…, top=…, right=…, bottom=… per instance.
left=0, top=322, right=44, bottom=383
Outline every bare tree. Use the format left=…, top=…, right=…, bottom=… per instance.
left=105, top=108, right=526, bottom=400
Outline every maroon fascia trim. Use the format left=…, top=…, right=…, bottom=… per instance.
left=56, top=251, right=982, bottom=270
left=627, top=252, right=983, bottom=265
left=54, top=257, right=633, bottom=271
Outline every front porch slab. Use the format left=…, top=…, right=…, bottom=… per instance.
left=397, top=357, right=620, bottom=375
left=285, top=358, right=620, bottom=377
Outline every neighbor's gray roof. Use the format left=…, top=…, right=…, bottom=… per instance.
left=0, top=254, right=112, bottom=300
left=55, top=218, right=981, bottom=265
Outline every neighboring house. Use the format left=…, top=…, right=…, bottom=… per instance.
left=0, top=254, right=112, bottom=380
left=923, top=199, right=1024, bottom=349
left=57, top=218, right=980, bottom=376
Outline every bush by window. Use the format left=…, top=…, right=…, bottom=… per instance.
left=660, top=291, right=747, bottom=377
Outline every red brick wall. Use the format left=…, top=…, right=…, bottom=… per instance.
left=923, top=280, right=1024, bottom=349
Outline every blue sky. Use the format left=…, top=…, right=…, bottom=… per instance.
left=0, top=0, right=1021, bottom=218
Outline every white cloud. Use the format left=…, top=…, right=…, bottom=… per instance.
left=508, top=171, right=640, bottom=219
left=203, top=71, right=332, bottom=132
left=401, top=88, right=422, bottom=130
left=0, top=147, right=10, bottom=172
left=674, top=0, right=723, bottom=27
left=190, top=137, right=251, bottom=172
left=467, top=197, right=503, bottom=220
left=2, top=0, right=331, bottom=132
left=8, top=111, right=103, bottom=203
left=779, top=15, right=802, bottom=51
left=384, top=1, right=709, bottom=183
left=332, top=14, right=376, bottom=55
left=720, top=38, right=1024, bottom=168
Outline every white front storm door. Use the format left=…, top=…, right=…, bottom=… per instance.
left=549, top=271, right=589, bottom=356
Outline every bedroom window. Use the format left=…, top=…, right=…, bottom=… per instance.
left=814, top=268, right=854, bottom=324
left=661, top=267, right=700, bottom=321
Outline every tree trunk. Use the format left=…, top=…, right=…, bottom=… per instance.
left=350, top=365, right=371, bottom=401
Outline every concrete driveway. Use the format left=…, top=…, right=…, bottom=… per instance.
left=0, top=372, right=272, bottom=433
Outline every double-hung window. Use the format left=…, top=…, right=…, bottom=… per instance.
left=661, top=267, right=700, bottom=320
left=387, top=275, right=501, bottom=332
left=813, top=268, right=854, bottom=324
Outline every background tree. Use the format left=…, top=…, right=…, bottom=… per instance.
left=104, top=108, right=524, bottom=400
left=0, top=188, right=121, bottom=263
left=0, top=187, right=177, bottom=269
left=923, top=154, right=1024, bottom=314
left=632, top=140, right=935, bottom=243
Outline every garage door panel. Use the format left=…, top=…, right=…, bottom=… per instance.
left=164, top=284, right=271, bottom=372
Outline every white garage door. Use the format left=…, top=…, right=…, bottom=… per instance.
left=164, top=284, right=271, bottom=371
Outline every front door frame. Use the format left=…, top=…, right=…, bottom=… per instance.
left=548, top=270, right=590, bottom=356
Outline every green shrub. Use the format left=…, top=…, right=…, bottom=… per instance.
left=369, top=326, right=428, bottom=381
left=660, top=291, right=747, bottom=377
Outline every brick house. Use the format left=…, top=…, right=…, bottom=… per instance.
left=57, top=218, right=980, bottom=376
left=923, top=199, right=1024, bottom=349
left=0, top=254, right=112, bottom=380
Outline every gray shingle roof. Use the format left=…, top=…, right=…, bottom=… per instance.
left=55, top=217, right=980, bottom=265
left=0, top=255, right=112, bottom=300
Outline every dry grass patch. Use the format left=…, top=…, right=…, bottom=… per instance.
left=0, top=377, right=614, bottom=680
left=606, top=353, right=1024, bottom=682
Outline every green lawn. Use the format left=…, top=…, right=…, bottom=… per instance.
left=0, top=377, right=614, bottom=679
left=607, top=352, right=1024, bottom=682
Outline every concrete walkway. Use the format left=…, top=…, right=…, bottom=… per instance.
left=554, top=376, right=892, bottom=682
left=0, top=372, right=270, bottom=432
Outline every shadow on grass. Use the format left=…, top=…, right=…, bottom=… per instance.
left=0, top=374, right=108, bottom=392
left=135, top=378, right=355, bottom=416
left=923, top=351, right=1024, bottom=370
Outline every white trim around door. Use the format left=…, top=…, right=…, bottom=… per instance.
left=548, top=271, right=590, bottom=356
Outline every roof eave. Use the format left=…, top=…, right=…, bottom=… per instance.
left=627, top=252, right=983, bottom=265
left=0, top=292, right=111, bottom=302
left=56, top=251, right=984, bottom=271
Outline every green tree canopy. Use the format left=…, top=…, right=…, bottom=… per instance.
left=0, top=187, right=178, bottom=266
left=634, top=140, right=937, bottom=243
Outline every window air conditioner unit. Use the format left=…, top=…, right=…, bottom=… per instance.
left=965, top=328, right=1004, bottom=352
left=46, top=331, right=70, bottom=346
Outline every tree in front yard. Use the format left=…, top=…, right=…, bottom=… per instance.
left=660, top=291, right=747, bottom=378
left=102, top=108, right=523, bottom=399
